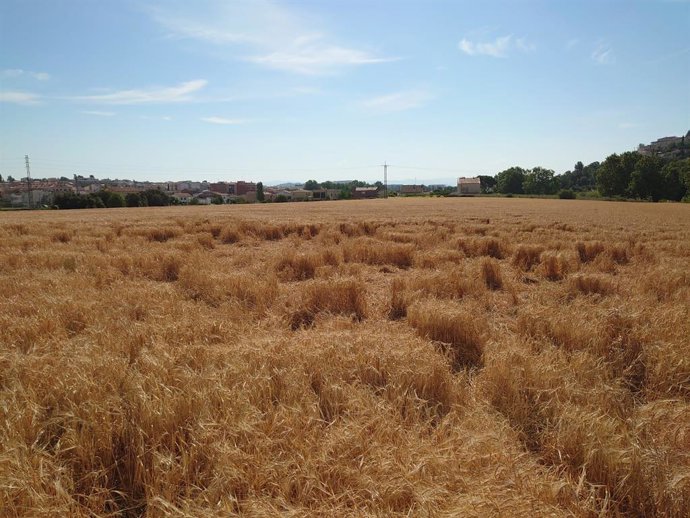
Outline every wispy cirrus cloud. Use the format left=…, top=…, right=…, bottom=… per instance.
left=72, top=79, right=207, bottom=104
left=459, top=34, right=534, bottom=58
left=201, top=116, right=249, bottom=125
left=592, top=43, right=615, bottom=64
left=81, top=110, right=116, bottom=117
left=360, top=90, right=433, bottom=113
left=149, top=1, right=396, bottom=75
left=0, top=91, right=41, bottom=105
left=2, top=69, right=51, bottom=80
left=247, top=35, right=396, bottom=75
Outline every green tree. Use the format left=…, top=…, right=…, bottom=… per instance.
left=256, top=181, right=265, bottom=202
left=560, top=161, right=596, bottom=191
left=660, top=158, right=690, bottom=201
left=629, top=155, right=664, bottom=201
left=141, top=189, right=171, bottom=206
left=523, top=167, right=558, bottom=195
left=596, top=152, right=640, bottom=197
left=7, top=175, right=15, bottom=182
left=95, top=190, right=125, bottom=208
left=0, top=174, right=3, bottom=182
left=125, top=192, right=144, bottom=207
left=53, top=192, right=105, bottom=209
left=496, top=167, right=526, bottom=194
left=304, top=179, right=320, bottom=190
left=477, top=175, right=496, bottom=193
left=211, top=195, right=223, bottom=205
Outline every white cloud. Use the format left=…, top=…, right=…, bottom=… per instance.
left=140, top=115, right=174, bottom=121
left=248, top=36, right=396, bottom=74
left=2, top=69, right=25, bottom=78
left=201, top=116, right=248, bottom=125
left=149, top=1, right=395, bottom=74
left=361, top=90, right=432, bottom=113
left=592, top=43, right=614, bottom=64
left=82, top=110, right=115, bottom=116
left=515, top=38, right=536, bottom=53
left=0, top=91, right=41, bottom=105
left=73, top=79, right=207, bottom=104
left=2, top=69, right=50, bottom=80
left=458, top=35, right=534, bottom=58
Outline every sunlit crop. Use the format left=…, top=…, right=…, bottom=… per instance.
left=1, top=198, right=688, bottom=516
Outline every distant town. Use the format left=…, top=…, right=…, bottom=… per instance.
left=1, top=132, right=688, bottom=209
left=0, top=175, right=466, bottom=209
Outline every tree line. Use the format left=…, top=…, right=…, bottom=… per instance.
left=52, top=189, right=174, bottom=209
left=485, top=148, right=689, bottom=202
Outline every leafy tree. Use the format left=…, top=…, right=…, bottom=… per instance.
left=574, top=161, right=584, bottom=176
left=478, top=175, right=496, bottom=193
left=560, top=161, right=599, bottom=192
left=275, top=194, right=288, bottom=203
left=140, top=189, right=171, bottom=206
left=629, top=155, right=664, bottom=201
left=125, top=192, right=144, bottom=207
left=211, top=195, right=223, bottom=205
left=0, top=174, right=3, bottom=182
left=53, top=192, right=105, bottom=209
left=580, top=162, right=600, bottom=191
left=7, top=175, right=15, bottom=182
left=596, top=152, right=640, bottom=197
left=304, top=179, right=320, bottom=190
left=496, top=167, right=526, bottom=194
left=94, top=190, right=125, bottom=208
left=523, top=167, right=558, bottom=195
left=256, top=181, right=265, bottom=202
left=660, top=158, right=690, bottom=201
left=89, top=195, right=106, bottom=208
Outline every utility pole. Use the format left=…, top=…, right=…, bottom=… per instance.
left=24, top=155, right=33, bottom=209
left=383, top=162, right=388, bottom=199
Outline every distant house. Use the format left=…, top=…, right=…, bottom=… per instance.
left=352, top=186, right=381, bottom=199
left=171, top=192, right=192, bottom=204
left=274, top=189, right=293, bottom=200
left=326, top=189, right=341, bottom=200
left=400, top=185, right=425, bottom=195
left=457, top=177, right=481, bottom=195
left=210, top=182, right=230, bottom=193
left=311, top=188, right=327, bottom=200
left=229, top=181, right=256, bottom=196
left=242, top=191, right=257, bottom=203
left=194, top=190, right=229, bottom=204
left=291, top=189, right=312, bottom=201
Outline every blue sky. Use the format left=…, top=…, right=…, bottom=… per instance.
left=1, top=0, right=688, bottom=184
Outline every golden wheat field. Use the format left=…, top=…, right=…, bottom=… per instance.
left=1, top=197, right=689, bottom=517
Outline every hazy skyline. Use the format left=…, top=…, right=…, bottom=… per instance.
left=1, top=0, right=688, bottom=184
